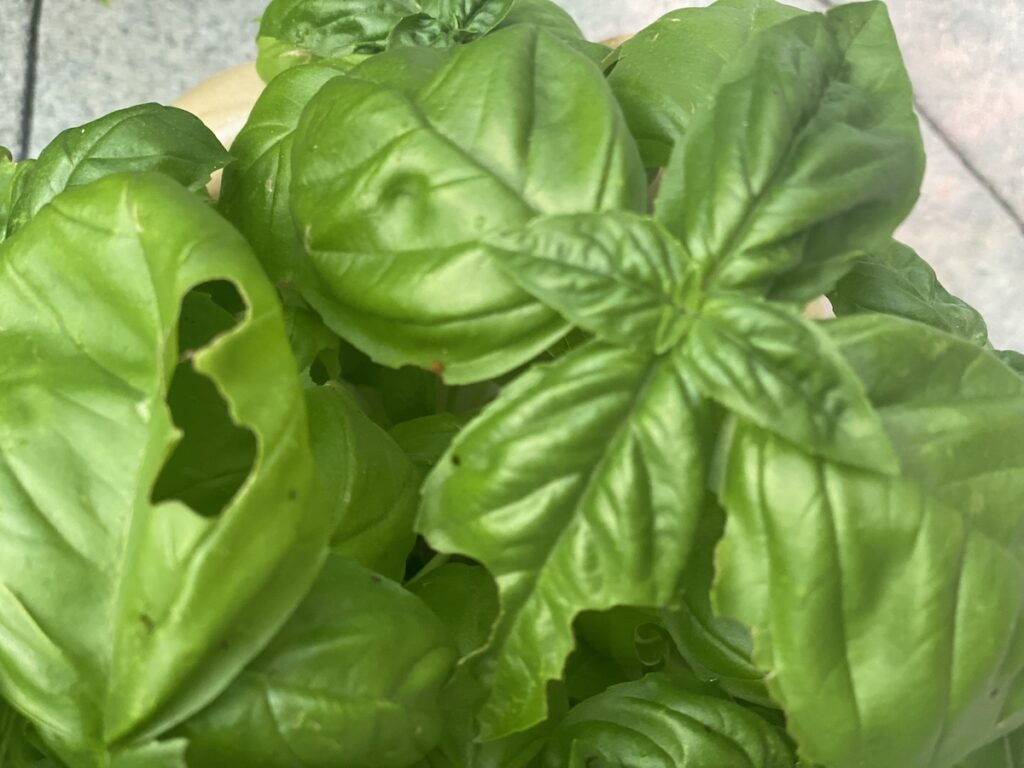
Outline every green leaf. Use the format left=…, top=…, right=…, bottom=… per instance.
left=419, top=340, right=711, bottom=737
left=0, top=174, right=329, bottom=758
left=6, top=104, right=230, bottom=235
left=489, top=212, right=696, bottom=354
left=957, top=726, right=1024, bottom=768
left=682, top=297, right=897, bottom=473
left=496, top=0, right=584, bottom=40
left=607, top=0, right=805, bottom=167
left=218, top=59, right=356, bottom=284
left=410, top=564, right=556, bottom=768
left=256, top=0, right=420, bottom=79
left=1, top=156, right=35, bottom=241
left=830, top=240, right=990, bottom=347
left=278, top=285, right=341, bottom=379
left=656, top=3, right=924, bottom=302
left=714, top=319, right=1024, bottom=768
left=538, top=673, right=797, bottom=767
left=661, top=498, right=773, bottom=708
left=1000, top=350, right=1024, bottom=376
left=390, top=413, right=468, bottom=472
left=181, top=555, right=457, bottom=768
left=306, top=385, right=420, bottom=579
left=290, top=25, right=647, bottom=383
left=388, top=13, right=456, bottom=48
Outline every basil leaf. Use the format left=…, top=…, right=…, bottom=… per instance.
left=1000, top=350, right=1024, bottom=376
left=421, top=0, right=514, bottom=38
left=389, top=13, right=456, bottom=48
left=830, top=315, right=1024, bottom=521
left=419, top=340, right=711, bottom=737
left=256, top=0, right=420, bottom=80
left=7, top=105, right=230, bottom=235
left=181, top=555, right=457, bottom=768
left=683, top=297, right=897, bottom=473
left=410, top=564, right=557, bottom=768
left=0, top=174, right=329, bottom=758
left=714, top=320, right=1024, bottom=768
left=0, top=156, right=34, bottom=241
left=306, top=385, right=420, bottom=579
left=607, top=0, right=804, bottom=167
left=390, top=413, right=467, bottom=472
left=830, top=240, right=990, bottom=347
left=539, top=673, right=797, bottom=767
left=490, top=212, right=695, bottom=353
left=290, top=26, right=646, bottom=383
left=957, top=727, right=1024, bottom=768
left=656, top=3, right=924, bottom=302
left=496, top=0, right=584, bottom=40
left=218, top=59, right=354, bottom=284
left=661, top=499, right=774, bottom=708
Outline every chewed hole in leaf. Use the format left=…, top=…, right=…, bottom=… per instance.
left=151, top=282, right=257, bottom=517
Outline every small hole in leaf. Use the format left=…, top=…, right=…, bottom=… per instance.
left=151, top=283, right=257, bottom=518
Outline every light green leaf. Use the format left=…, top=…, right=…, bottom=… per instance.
left=0, top=174, right=329, bottom=759
left=656, top=3, right=923, bottom=302
left=218, top=59, right=356, bottom=284
left=290, top=25, right=646, bottom=383
left=683, top=297, right=896, bottom=473
left=181, top=555, right=457, bottom=768
left=539, top=673, right=797, bottom=767
left=607, top=0, right=805, bottom=166
left=419, top=340, right=711, bottom=737
left=306, top=385, right=420, bottom=579
left=7, top=104, right=230, bottom=235
left=830, top=240, right=990, bottom=347
left=714, top=319, right=1024, bottom=768
left=256, top=0, right=420, bottom=79
left=1, top=156, right=34, bottom=241
left=490, top=212, right=695, bottom=353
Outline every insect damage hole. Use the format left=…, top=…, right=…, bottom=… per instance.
left=151, top=281, right=257, bottom=517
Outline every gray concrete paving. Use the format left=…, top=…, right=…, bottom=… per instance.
left=0, top=0, right=1021, bottom=349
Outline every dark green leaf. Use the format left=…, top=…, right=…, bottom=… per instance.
left=0, top=174, right=329, bottom=758
left=830, top=240, right=990, bottom=346
left=181, top=555, right=457, bottom=768
left=496, top=0, right=584, bottom=40
left=1000, top=350, right=1024, bottom=376
left=714, top=318, right=1024, bottom=768
left=490, top=211, right=696, bottom=353
left=607, top=0, right=804, bottom=166
left=956, top=726, right=1024, bottom=768
left=656, top=3, right=923, bottom=302
left=661, top=498, right=774, bottom=708
left=683, top=297, right=897, bottom=472
left=7, top=105, right=230, bottom=235
left=391, top=413, right=468, bottom=471
left=388, top=13, right=455, bottom=48
left=290, top=26, right=646, bottom=382
left=306, top=385, right=420, bottom=579
left=419, top=341, right=711, bottom=737
left=256, top=0, right=420, bottom=80
left=539, top=673, right=796, bottom=767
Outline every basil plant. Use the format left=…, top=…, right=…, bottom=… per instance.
left=0, top=0, right=1021, bottom=766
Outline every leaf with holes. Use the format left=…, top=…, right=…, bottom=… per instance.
left=179, top=554, right=457, bottom=768
left=713, top=317, right=1024, bottom=768
left=0, top=173, right=330, bottom=761
left=418, top=340, right=712, bottom=737
left=290, top=25, right=646, bottom=383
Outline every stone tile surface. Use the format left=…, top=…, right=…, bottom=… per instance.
left=0, top=0, right=32, bottom=156
left=0, top=0, right=1021, bottom=348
